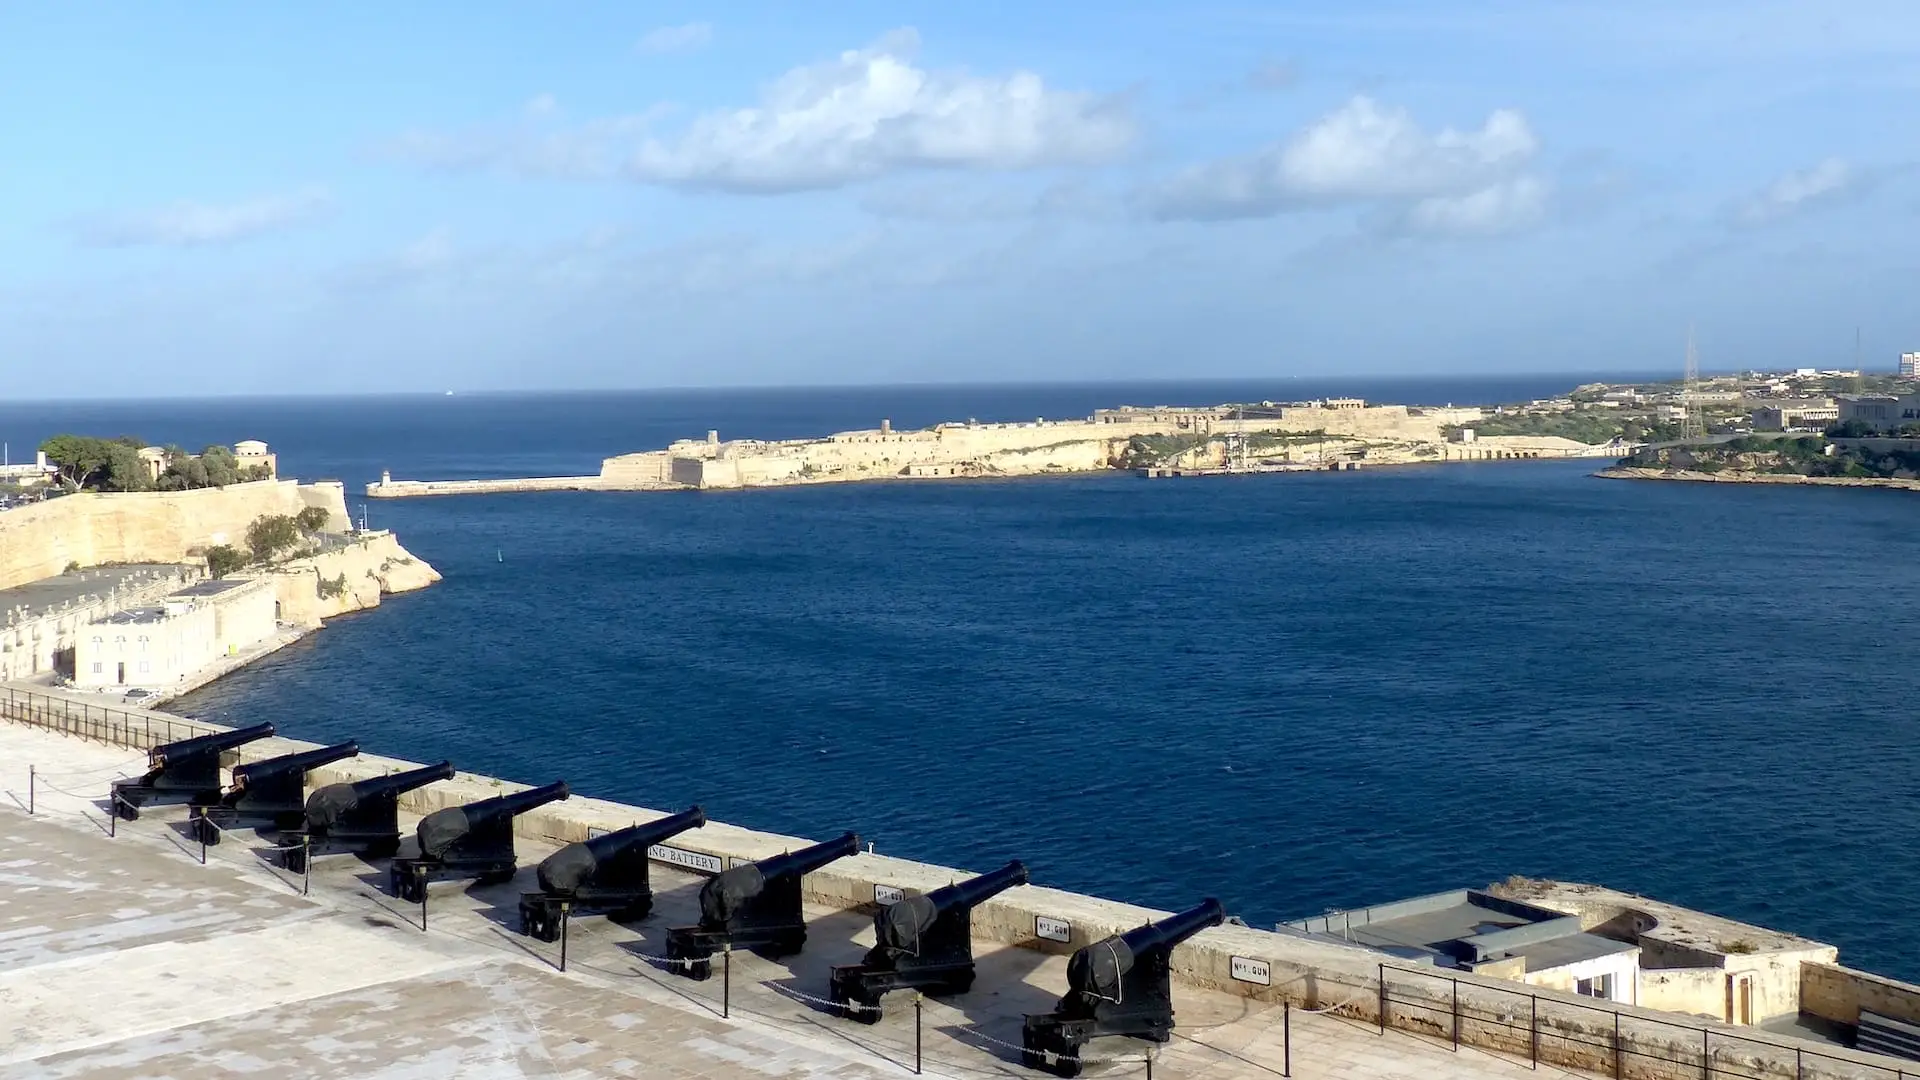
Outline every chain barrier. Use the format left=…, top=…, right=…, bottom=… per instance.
left=26, top=755, right=148, bottom=780
left=761, top=980, right=883, bottom=1015
left=33, top=776, right=117, bottom=800
left=953, top=1023, right=1151, bottom=1069
left=1297, top=980, right=1376, bottom=1015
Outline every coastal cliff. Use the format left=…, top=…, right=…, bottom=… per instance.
left=272, top=531, right=441, bottom=628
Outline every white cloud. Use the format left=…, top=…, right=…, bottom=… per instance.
left=1149, top=97, right=1539, bottom=220
left=1732, top=158, right=1857, bottom=225
left=857, top=179, right=1120, bottom=222
left=73, top=188, right=332, bottom=248
left=1394, top=176, right=1551, bottom=237
left=637, top=23, right=713, bottom=55
left=626, top=29, right=1136, bottom=191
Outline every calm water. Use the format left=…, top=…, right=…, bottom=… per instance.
left=12, top=377, right=1919, bottom=977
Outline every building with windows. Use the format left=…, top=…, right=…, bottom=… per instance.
left=1836, top=395, right=1920, bottom=431
left=1901, top=352, right=1920, bottom=378
left=72, top=576, right=276, bottom=689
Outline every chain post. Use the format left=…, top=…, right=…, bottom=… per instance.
left=1378, top=962, right=1386, bottom=1034
left=1452, top=976, right=1460, bottom=1051
left=723, top=945, right=732, bottom=1019
left=418, top=865, right=428, bottom=932
left=560, top=903, right=570, bottom=973
left=914, top=992, right=923, bottom=1075
left=302, top=836, right=311, bottom=896
left=1284, top=999, right=1291, bottom=1077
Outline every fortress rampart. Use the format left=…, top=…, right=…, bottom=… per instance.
left=11, top=699, right=1912, bottom=1080
left=0, top=480, right=352, bottom=591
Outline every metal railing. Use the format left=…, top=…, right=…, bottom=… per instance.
left=1381, top=962, right=1912, bottom=1080
left=0, top=685, right=217, bottom=751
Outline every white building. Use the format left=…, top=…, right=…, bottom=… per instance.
left=73, top=577, right=277, bottom=689
left=1901, top=352, right=1920, bottom=378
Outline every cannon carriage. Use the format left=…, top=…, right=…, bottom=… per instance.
left=1021, top=898, right=1226, bottom=1077
left=109, top=723, right=276, bottom=820
left=388, top=780, right=570, bottom=902
left=187, top=740, right=359, bottom=845
left=277, top=760, right=455, bottom=873
left=829, top=860, right=1029, bottom=1022
left=517, top=805, right=707, bottom=942
left=664, top=831, right=860, bottom=980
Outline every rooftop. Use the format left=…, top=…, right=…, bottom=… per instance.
left=169, top=577, right=257, bottom=598
left=0, top=565, right=183, bottom=621
left=94, top=606, right=177, bottom=625
left=1284, top=888, right=1637, bottom=975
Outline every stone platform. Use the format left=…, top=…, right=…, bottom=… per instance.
left=0, top=720, right=1592, bottom=1079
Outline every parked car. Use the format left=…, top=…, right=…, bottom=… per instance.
left=123, top=688, right=157, bottom=705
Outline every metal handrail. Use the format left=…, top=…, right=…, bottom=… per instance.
left=0, top=685, right=219, bottom=751
left=1381, top=961, right=1911, bottom=1080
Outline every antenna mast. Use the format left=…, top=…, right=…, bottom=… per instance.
left=1682, top=325, right=1705, bottom=442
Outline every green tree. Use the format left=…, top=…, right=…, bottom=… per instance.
left=104, top=442, right=152, bottom=492
left=200, top=445, right=240, bottom=487
left=39, top=435, right=115, bottom=490
left=295, top=506, right=331, bottom=533
left=245, top=514, right=302, bottom=562
left=205, top=545, right=248, bottom=578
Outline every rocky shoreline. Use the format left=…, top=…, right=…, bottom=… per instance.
left=1595, top=466, right=1920, bottom=492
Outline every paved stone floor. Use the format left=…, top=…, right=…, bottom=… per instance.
left=0, top=720, right=1590, bottom=1079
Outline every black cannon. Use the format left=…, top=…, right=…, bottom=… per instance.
left=1021, top=898, right=1226, bottom=1077
left=279, top=760, right=455, bottom=873
left=829, top=860, right=1029, bottom=1022
left=664, top=831, right=860, bottom=980
left=109, top=723, right=275, bottom=820
left=188, top=741, right=360, bottom=845
left=517, top=805, right=708, bottom=941
left=389, top=780, right=570, bottom=902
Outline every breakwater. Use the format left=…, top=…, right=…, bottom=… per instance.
left=366, top=474, right=612, bottom=498
left=9, top=693, right=1919, bottom=1080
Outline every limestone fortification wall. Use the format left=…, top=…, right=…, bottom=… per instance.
left=0, top=480, right=348, bottom=591
left=8, top=700, right=1911, bottom=1080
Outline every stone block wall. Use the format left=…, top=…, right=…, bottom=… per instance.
left=1803, top=961, right=1920, bottom=1028
left=0, top=480, right=347, bottom=591
left=10, top=705, right=1910, bottom=1080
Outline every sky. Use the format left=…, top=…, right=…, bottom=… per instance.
left=2, top=0, right=1917, bottom=397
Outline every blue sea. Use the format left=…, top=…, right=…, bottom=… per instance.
left=11, top=376, right=1920, bottom=978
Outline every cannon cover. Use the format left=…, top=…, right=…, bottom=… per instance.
left=417, top=805, right=473, bottom=860
left=538, top=843, right=598, bottom=895
left=1070, top=939, right=1137, bottom=999
left=877, top=895, right=940, bottom=952
left=701, top=864, right=765, bottom=924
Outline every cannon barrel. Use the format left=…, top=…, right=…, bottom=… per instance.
left=924, top=860, right=1029, bottom=913
left=536, top=806, right=706, bottom=899
left=348, top=760, right=456, bottom=800
left=152, top=722, right=275, bottom=766
left=232, top=741, right=360, bottom=788
left=1116, top=897, right=1224, bottom=956
left=756, top=831, right=860, bottom=882
left=464, top=780, right=570, bottom=823
left=1067, top=899, right=1224, bottom=998
left=582, top=806, right=707, bottom=862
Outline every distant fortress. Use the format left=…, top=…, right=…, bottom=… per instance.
left=368, top=400, right=1619, bottom=498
